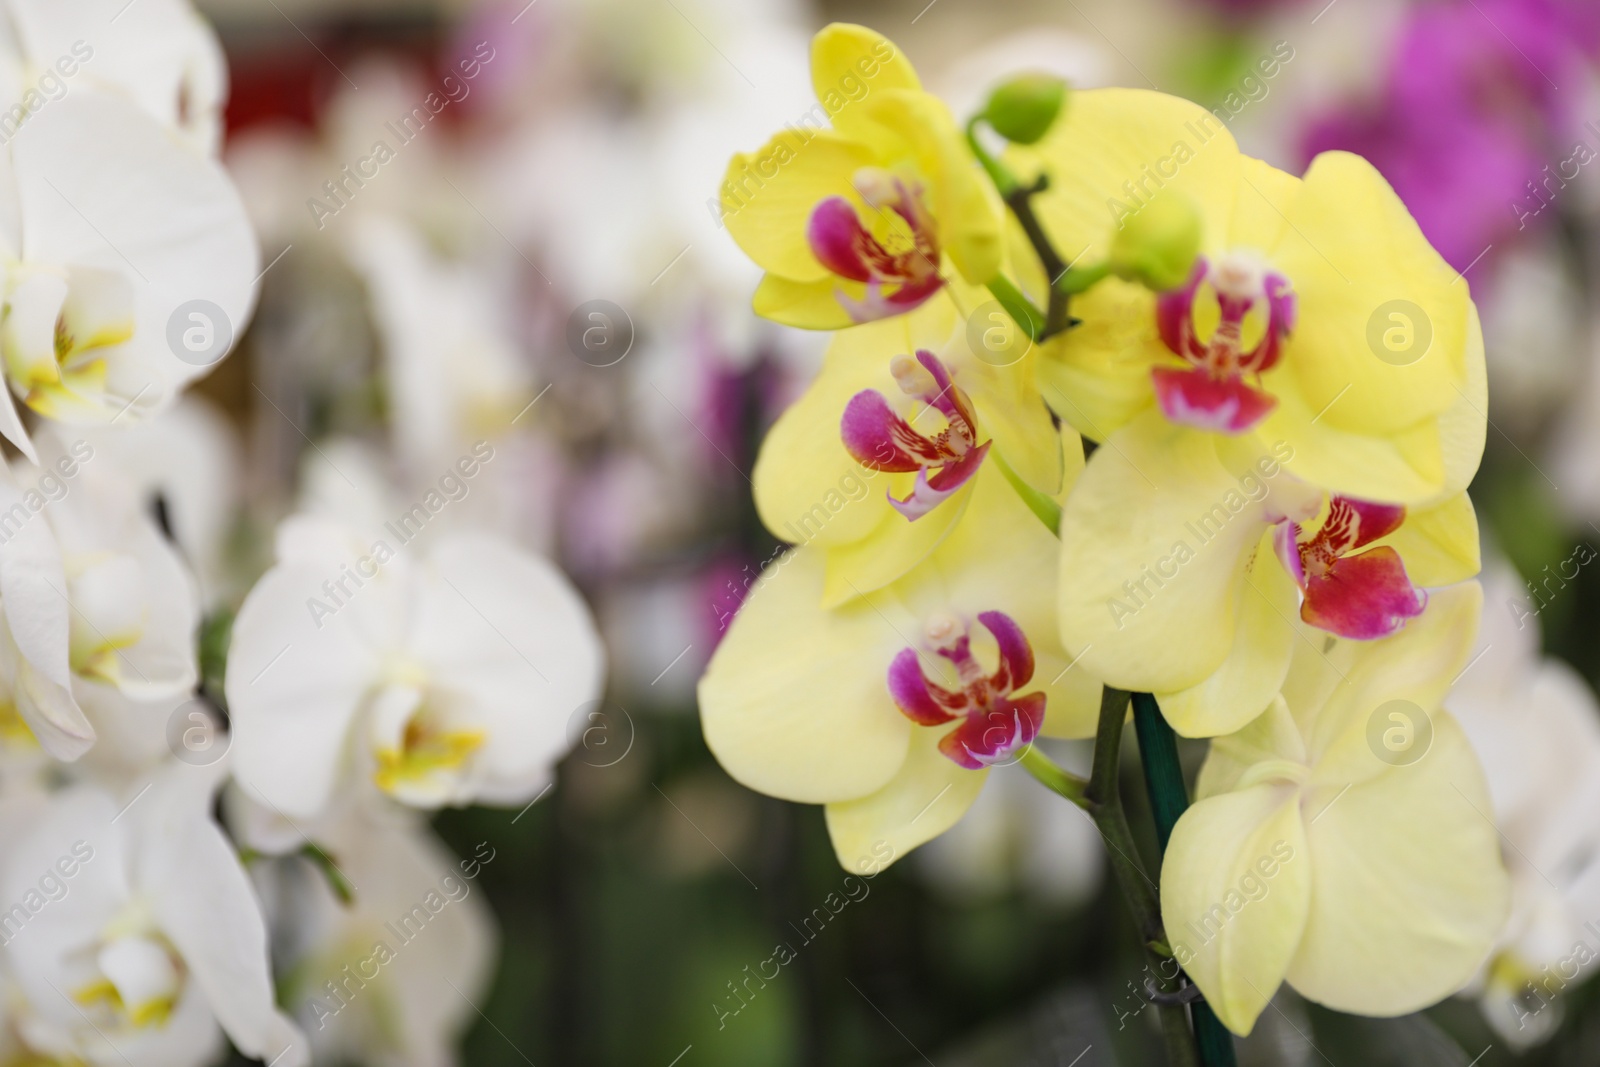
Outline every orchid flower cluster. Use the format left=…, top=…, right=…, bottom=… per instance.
left=0, top=3, right=608, bottom=1066
left=699, top=22, right=1513, bottom=1053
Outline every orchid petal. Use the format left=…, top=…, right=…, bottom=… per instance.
left=1162, top=783, right=1311, bottom=1036
left=824, top=722, right=986, bottom=874
left=700, top=549, right=913, bottom=804
left=1156, top=542, right=1298, bottom=738
left=1300, top=546, right=1425, bottom=640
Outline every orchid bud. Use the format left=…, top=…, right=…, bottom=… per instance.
left=1110, top=193, right=1202, bottom=292
left=982, top=73, right=1068, bottom=145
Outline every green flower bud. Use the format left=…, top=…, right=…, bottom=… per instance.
left=982, top=74, right=1068, bottom=145
left=1110, top=193, right=1202, bottom=292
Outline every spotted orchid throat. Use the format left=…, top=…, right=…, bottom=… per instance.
left=841, top=350, right=990, bottom=521
left=887, top=610, right=1045, bottom=769
left=1274, top=494, right=1426, bottom=640
left=1154, top=252, right=1296, bottom=434
left=808, top=168, right=944, bottom=323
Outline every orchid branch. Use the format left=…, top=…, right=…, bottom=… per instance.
left=1022, top=688, right=1201, bottom=1067
left=1017, top=744, right=1088, bottom=806
left=989, top=448, right=1063, bottom=534
left=1132, top=692, right=1240, bottom=1067
left=966, top=117, right=1079, bottom=341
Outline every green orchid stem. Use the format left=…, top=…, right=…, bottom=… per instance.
left=1002, top=176, right=1077, bottom=341
left=1086, top=689, right=1200, bottom=1067
left=965, top=115, right=1022, bottom=198
left=1131, top=693, right=1239, bottom=1067
left=986, top=275, right=1045, bottom=343
left=1057, top=260, right=1112, bottom=296
left=966, top=116, right=1077, bottom=341
left=1017, top=744, right=1088, bottom=806
left=299, top=844, right=356, bottom=906
left=989, top=448, right=1062, bottom=534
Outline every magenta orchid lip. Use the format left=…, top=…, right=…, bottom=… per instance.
left=839, top=350, right=990, bottom=520
left=1274, top=495, right=1426, bottom=640
left=888, top=610, right=1046, bottom=769
left=1153, top=254, right=1296, bottom=434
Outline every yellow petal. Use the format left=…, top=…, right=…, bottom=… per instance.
left=824, top=723, right=986, bottom=873
left=1162, top=783, right=1312, bottom=1036
left=1227, top=155, right=1302, bottom=252
left=1369, top=491, right=1480, bottom=590
left=924, top=459, right=1100, bottom=739
left=1436, top=301, right=1489, bottom=497
left=809, top=23, right=921, bottom=141
left=722, top=128, right=878, bottom=283
left=1286, top=708, right=1509, bottom=1017
left=1058, top=413, right=1310, bottom=693
left=698, top=549, right=912, bottom=804
left=1255, top=371, right=1445, bottom=506
left=1036, top=275, right=1162, bottom=444
left=1018, top=88, right=1244, bottom=267
left=750, top=272, right=858, bottom=329
left=1156, top=535, right=1299, bottom=738
left=1022, top=88, right=1243, bottom=442
left=1292, top=582, right=1483, bottom=782
left=1196, top=695, right=1309, bottom=800
left=964, top=355, right=1066, bottom=495
left=753, top=319, right=915, bottom=551
left=820, top=483, right=974, bottom=606
left=854, top=88, right=1003, bottom=283
left=1273, top=151, right=1470, bottom=438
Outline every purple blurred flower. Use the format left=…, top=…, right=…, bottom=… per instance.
left=1303, top=0, right=1600, bottom=274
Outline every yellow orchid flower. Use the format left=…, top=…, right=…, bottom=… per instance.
left=755, top=281, right=1071, bottom=606
left=1015, top=88, right=1486, bottom=508
left=1011, top=90, right=1489, bottom=735
left=1058, top=412, right=1482, bottom=736
left=700, top=463, right=1099, bottom=872
left=719, top=23, right=1003, bottom=329
left=1160, top=582, right=1510, bottom=1035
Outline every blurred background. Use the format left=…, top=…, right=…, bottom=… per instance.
left=192, top=0, right=1600, bottom=1062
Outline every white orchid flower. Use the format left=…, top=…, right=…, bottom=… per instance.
left=75, top=397, right=243, bottom=608
left=343, top=214, right=534, bottom=480
left=1449, top=561, right=1600, bottom=1047
left=0, top=456, right=90, bottom=759
left=0, top=761, right=307, bottom=1067
left=227, top=509, right=605, bottom=820
left=0, top=0, right=228, bottom=155
left=0, top=434, right=198, bottom=762
left=25, top=439, right=199, bottom=700
left=0, top=89, right=255, bottom=460
left=243, top=800, right=497, bottom=1067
